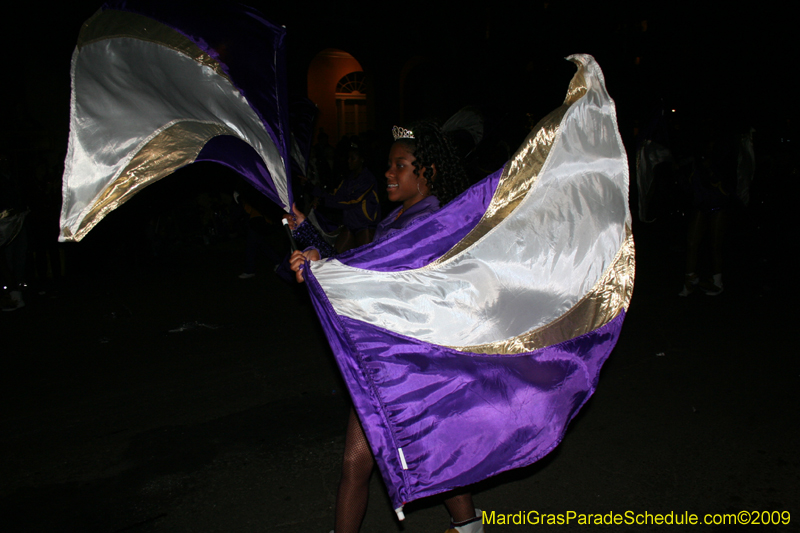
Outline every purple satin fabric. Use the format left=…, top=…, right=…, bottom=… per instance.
left=307, top=265, right=624, bottom=507
left=196, top=136, right=286, bottom=208
left=335, top=168, right=502, bottom=271
left=375, top=195, right=440, bottom=240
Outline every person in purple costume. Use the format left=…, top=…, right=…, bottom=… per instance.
left=310, top=142, right=380, bottom=251
left=287, top=122, right=483, bottom=533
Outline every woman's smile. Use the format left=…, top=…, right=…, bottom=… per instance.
left=385, top=142, right=428, bottom=209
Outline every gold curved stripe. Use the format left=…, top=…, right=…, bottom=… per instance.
left=363, top=190, right=379, bottom=221
left=448, top=227, right=635, bottom=355
left=429, top=62, right=588, bottom=267
left=63, top=121, right=234, bottom=242
left=77, top=9, right=229, bottom=82
left=563, top=58, right=588, bottom=105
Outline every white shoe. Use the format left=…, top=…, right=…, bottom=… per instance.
left=447, top=509, right=484, bottom=533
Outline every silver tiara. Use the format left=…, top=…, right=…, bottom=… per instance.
left=392, top=125, right=414, bottom=140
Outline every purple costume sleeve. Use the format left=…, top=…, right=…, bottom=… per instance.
left=374, top=195, right=440, bottom=241
left=292, top=220, right=335, bottom=258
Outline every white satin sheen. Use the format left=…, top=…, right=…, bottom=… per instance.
left=61, top=37, right=288, bottom=238
left=311, top=57, right=629, bottom=349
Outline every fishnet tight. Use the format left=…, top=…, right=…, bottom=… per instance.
left=334, top=409, right=476, bottom=532
left=334, top=409, right=374, bottom=533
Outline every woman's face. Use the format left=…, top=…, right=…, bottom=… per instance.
left=385, top=142, right=428, bottom=209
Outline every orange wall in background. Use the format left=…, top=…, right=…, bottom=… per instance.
left=307, top=49, right=363, bottom=143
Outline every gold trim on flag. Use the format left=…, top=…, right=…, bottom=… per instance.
left=448, top=227, right=635, bottom=354
left=77, top=9, right=230, bottom=82
left=430, top=61, right=588, bottom=267
left=63, top=121, right=233, bottom=242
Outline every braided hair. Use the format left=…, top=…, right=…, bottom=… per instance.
left=395, top=121, right=469, bottom=205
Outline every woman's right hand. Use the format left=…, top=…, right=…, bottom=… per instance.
left=289, top=249, right=321, bottom=283
left=282, top=203, right=306, bottom=231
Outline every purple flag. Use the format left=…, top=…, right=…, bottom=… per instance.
left=303, top=55, right=634, bottom=515
left=57, top=10, right=634, bottom=517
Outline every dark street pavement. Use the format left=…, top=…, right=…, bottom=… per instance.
left=2, top=216, right=797, bottom=532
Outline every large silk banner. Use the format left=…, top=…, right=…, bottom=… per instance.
left=59, top=0, right=291, bottom=242
left=57, top=4, right=633, bottom=516
left=304, top=54, right=634, bottom=515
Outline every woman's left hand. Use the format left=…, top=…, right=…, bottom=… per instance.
left=289, top=249, right=321, bottom=283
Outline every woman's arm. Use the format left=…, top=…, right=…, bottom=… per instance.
left=282, top=204, right=335, bottom=258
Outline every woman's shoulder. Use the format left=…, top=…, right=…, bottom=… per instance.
left=407, top=195, right=440, bottom=217
left=378, top=196, right=440, bottom=235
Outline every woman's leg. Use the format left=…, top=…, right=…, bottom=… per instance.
left=444, top=493, right=476, bottom=523
left=335, top=408, right=375, bottom=533
left=445, top=492, right=483, bottom=532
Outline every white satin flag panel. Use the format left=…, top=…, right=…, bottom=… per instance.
left=311, top=55, right=631, bottom=351
left=59, top=5, right=290, bottom=241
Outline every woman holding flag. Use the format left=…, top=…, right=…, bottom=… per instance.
left=288, top=121, right=483, bottom=533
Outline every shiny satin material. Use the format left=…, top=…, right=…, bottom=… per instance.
left=433, top=104, right=567, bottom=264
left=308, top=268, right=625, bottom=507
left=335, top=172, right=501, bottom=270
left=453, top=229, right=634, bottom=354
left=434, top=57, right=586, bottom=264
left=59, top=31, right=634, bottom=514
left=77, top=9, right=230, bottom=81
left=312, top=54, right=632, bottom=351
left=60, top=3, right=291, bottom=241
left=67, top=121, right=234, bottom=241
left=305, top=55, right=634, bottom=510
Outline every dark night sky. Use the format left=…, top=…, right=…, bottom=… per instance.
left=4, top=1, right=789, bottom=164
